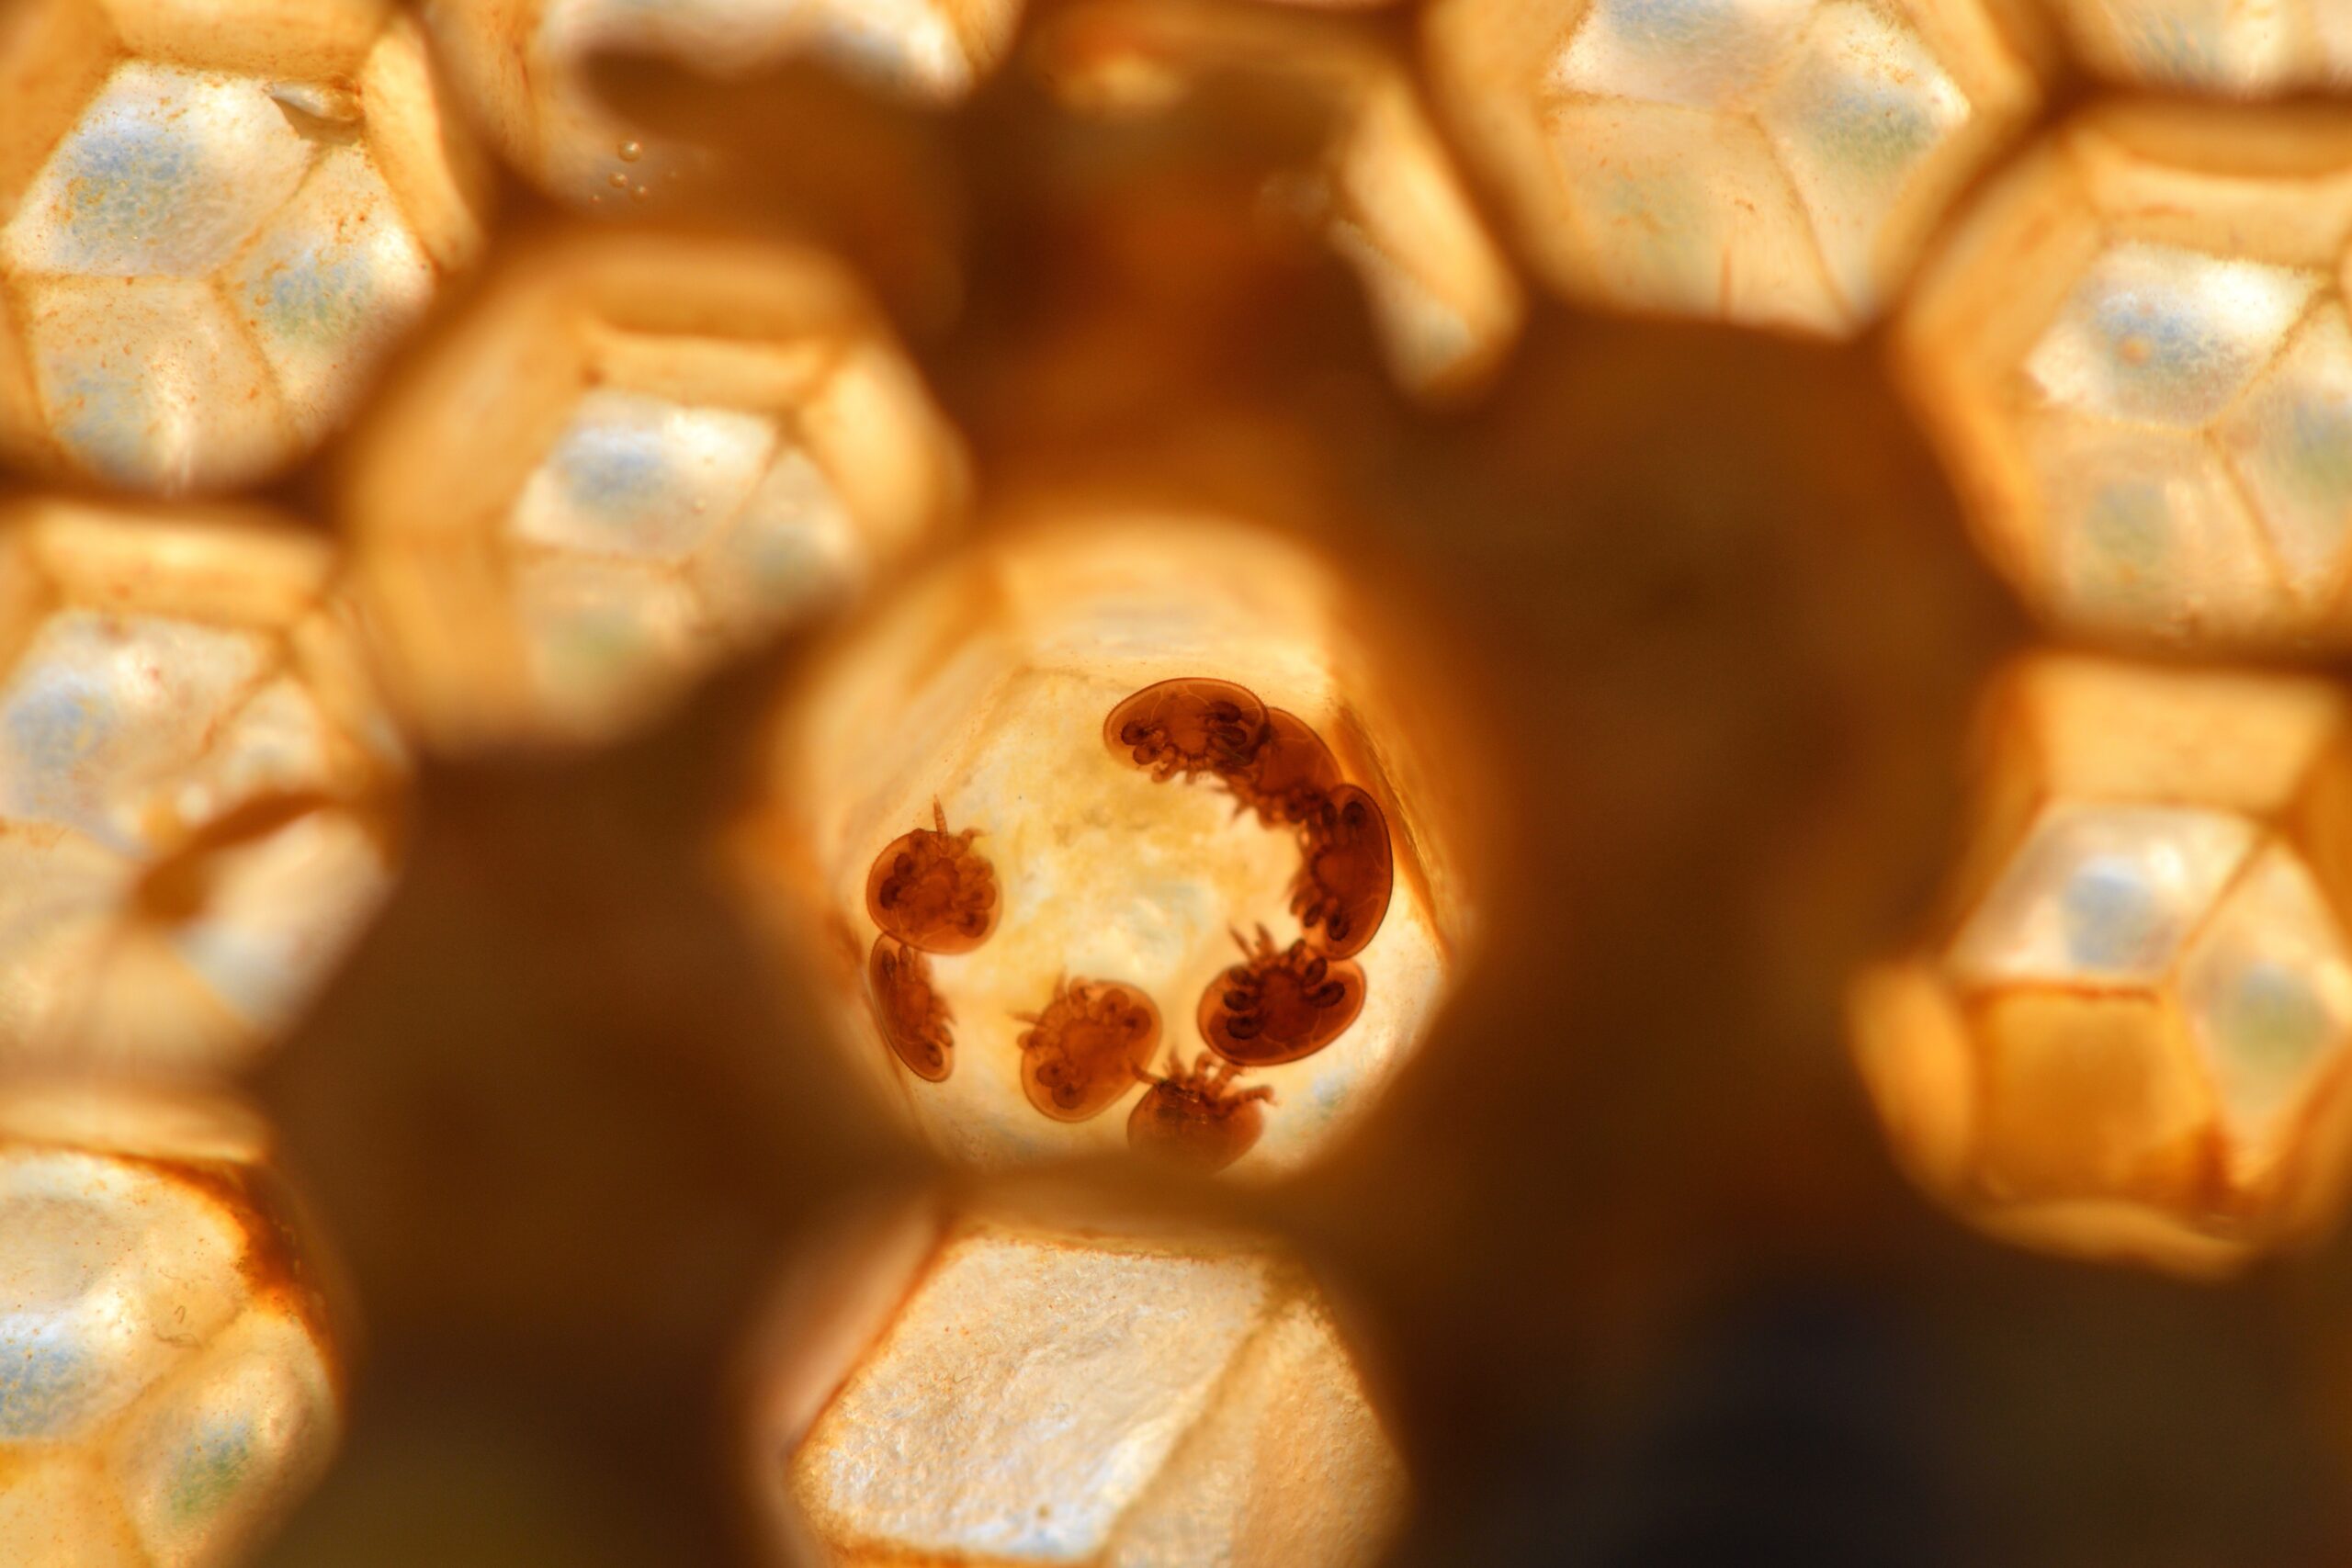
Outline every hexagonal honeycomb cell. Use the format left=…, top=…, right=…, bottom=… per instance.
left=1902, top=105, right=2352, bottom=649
left=0, top=0, right=493, bottom=494
left=2047, top=0, right=2352, bottom=96
left=1849, top=653, right=2352, bottom=1275
left=0, top=1077, right=344, bottom=1568
left=1035, top=0, right=1524, bottom=400
left=743, top=1193, right=1408, bottom=1567
left=423, top=0, right=1024, bottom=207
left=346, top=231, right=967, bottom=751
left=734, top=510, right=1478, bottom=1179
left=1422, top=0, right=2041, bottom=335
left=0, top=497, right=408, bottom=1075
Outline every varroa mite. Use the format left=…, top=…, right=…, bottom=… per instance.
left=1292, top=784, right=1392, bottom=960
left=1014, top=977, right=1162, bottom=1122
left=1199, top=924, right=1367, bottom=1066
left=1128, top=1051, right=1274, bottom=1172
left=868, top=935, right=954, bottom=1083
left=865, top=799, right=1000, bottom=954
left=1105, top=677, right=1269, bottom=782
left=1224, top=707, right=1342, bottom=827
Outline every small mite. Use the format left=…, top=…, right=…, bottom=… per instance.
left=865, top=800, right=1000, bottom=954
left=1199, top=924, right=1366, bottom=1066
left=1128, top=1051, right=1273, bottom=1172
left=868, top=935, right=954, bottom=1083
left=1225, top=707, right=1341, bottom=827
left=1291, top=784, right=1392, bottom=960
left=1105, top=678, right=1269, bottom=783
left=1014, top=977, right=1161, bottom=1122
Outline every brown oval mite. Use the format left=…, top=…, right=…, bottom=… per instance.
left=1127, top=1051, right=1274, bottom=1173
left=1104, top=677, right=1269, bottom=783
left=1291, top=784, right=1392, bottom=959
left=868, top=935, right=954, bottom=1083
left=1013, top=976, right=1162, bottom=1122
left=1198, top=923, right=1367, bottom=1066
left=865, top=799, right=1000, bottom=954
left=1224, top=707, right=1342, bottom=827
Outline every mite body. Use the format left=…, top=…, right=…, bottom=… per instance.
left=865, top=800, right=1000, bottom=953
left=1015, top=977, right=1163, bottom=1122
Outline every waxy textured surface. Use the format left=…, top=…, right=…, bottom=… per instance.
left=0, top=499, right=405, bottom=1074
left=424, top=0, right=1024, bottom=206
left=2048, top=0, right=2352, bottom=96
left=1901, top=106, right=2352, bottom=649
left=347, top=232, right=965, bottom=751
left=1425, top=0, right=2040, bottom=335
left=741, top=514, right=1465, bottom=1177
left=1852, top=654, right=2352, bottom=1275
left=0, top=1080, right=341, bottom=1568
left=746, top=1201, right=1408, bottom=1568
left=0, top=0, right=491, bottom=494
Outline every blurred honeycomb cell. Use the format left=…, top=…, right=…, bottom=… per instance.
left=345, top=231, right=967, bottom=752
left=0, top=1077, right=343, bottom=1568
left=0, top=0, right=493, bottom=495
left=423, top=0, right=1024, bottom=207
left=1422, top=0, right=2041, bottom=335
left=734, top=510, right=1476, bottom=1178
left=1035, top=0, right=1525, bottom=400
left=1902, top=106, right=2352, bottom=650
left=742, top=1193, right=1408, bottom=1567
left=0, top=498, right=406, bottom=1076
left=2047, top=0, right=2352, bottom=96
left=1850, top=653, right=2352, bottom=1275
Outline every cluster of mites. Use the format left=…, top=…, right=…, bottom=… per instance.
left=861, top=678, right=1394, bottom=1172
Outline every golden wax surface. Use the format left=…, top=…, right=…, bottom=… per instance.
left=1424, top=0, right=2041, bottom=335
left=0, top=1078, right=340, bottom=1568
left=2050, top=0, right=2352, bottom=96
left=1852, top=652, right=2352, bottom=1275
left=750, top=1203, right=1408, bottom=1568
left=1901, top=103, right=2352, bottom=650
left=0, top=499, right=406, bottom=1075
left=347, top=231, right=967, bottom=752
left=0, top=0, right=492, bottom=494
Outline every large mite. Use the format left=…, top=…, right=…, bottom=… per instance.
left=1013, top=977, right=1162, bottom=1122
left=868, top=935, right=954, bottom=1083
left=1291, top=784, right=1392, bottom=960
left=865, top=800, right=1000, bottom=954
left=1104, top=677, right=1270, bottom=783
left=1198, top=924, right=1367, bottom=1066
left=1223, top=707, right=1342, bottom=827
left=1128, top=1050, right=1274, bottom=1173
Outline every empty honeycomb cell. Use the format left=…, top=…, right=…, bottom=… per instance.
left=0, top=1077, right=344, bottom=1568
left=1852, top=652, right=2352, bottom=1275
left=345, top=231, right=967, bottom=752
left=1900, top=103, right=2352, bottom=649
left=742, top=1193, right=1409, bottom=1566
left=1423, top=0, right=2041, bottom=335
left=0, top=496, right=407, bottom=1075
left=0, top=0, right=493, bottom=494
